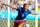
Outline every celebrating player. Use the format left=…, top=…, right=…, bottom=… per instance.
left=3, top=3, right=38, bottom=27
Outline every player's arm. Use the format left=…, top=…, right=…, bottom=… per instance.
left=31, top=12, right=38, bottom=15
left=3, top=3, right=17, bottom=9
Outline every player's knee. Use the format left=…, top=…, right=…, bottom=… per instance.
left=18, top=25, right=23, bottom=27
left=18, top=26, right=21, bottom=27
left=18, top=23, right=23, bottom=27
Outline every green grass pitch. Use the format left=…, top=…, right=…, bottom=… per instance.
left=0, top=19, right=40, bottom=27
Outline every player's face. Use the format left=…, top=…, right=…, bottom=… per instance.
left=25, top=4, right=29, bottom=9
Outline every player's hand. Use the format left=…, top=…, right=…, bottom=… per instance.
left=35, top=13, right=38, bottom=15
left=2, top=3, right=7, bottom=6
left=31, top=12, right=38, bottom=15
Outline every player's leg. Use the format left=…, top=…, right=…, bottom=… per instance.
left=14, top=20, right=26, bottom=27
left=18, top=20, right=26, bottom=27
left=18, top=23, right=23, bottom=27
left=14, top=22, right=24, bottom=27
left=14, top=21, right=19, bottom=27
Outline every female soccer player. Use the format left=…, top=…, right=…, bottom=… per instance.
left=3, top=3, right=38, bottom=27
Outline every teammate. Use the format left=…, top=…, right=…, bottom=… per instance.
left=3, top=3, right=38, bottom=27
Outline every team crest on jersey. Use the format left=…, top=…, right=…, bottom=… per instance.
left=22, top=14, right=24, bottom=17
left=26, top=13, right=27, bottom=14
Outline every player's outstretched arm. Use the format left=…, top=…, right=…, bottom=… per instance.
left=31, top=12, right=38, bottom=15
left=3, top=3, right=17, bottom=10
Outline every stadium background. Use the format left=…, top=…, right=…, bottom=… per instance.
left=0, top=0, right=40, bottom=27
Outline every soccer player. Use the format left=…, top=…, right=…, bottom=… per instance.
left=3, top=3, right=38, bottom=27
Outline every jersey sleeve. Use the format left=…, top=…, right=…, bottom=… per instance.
left=28, top=9, right=31, bottom=14
left=17, top=7, right=21, bottom=11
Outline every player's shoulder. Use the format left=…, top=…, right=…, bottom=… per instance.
left=27, top=8, right=31, bottom=11
left=27, top=9, right=30, bottom=11
left=17, top=7, right=22, bottom=8
left=27, top=9, right=31, bottom=12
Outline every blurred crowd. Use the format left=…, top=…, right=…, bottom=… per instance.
left=0, top=0, right=40, bottom=11
left=0, top=0, right=7, bottom=11
left=10, top=0, right=35, bottom=10
left=38, top=0, right=40, bottom=11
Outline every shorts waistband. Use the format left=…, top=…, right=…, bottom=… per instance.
left=15, top=19, right=26, bottom=21
left=15, top=20, right=26, bottom=21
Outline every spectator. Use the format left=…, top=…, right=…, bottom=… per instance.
left=10, top=0, right=35, bottom=10
left=28, top=0, right=35, bottom=10
left=0, top=0, right=7, bottom=11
